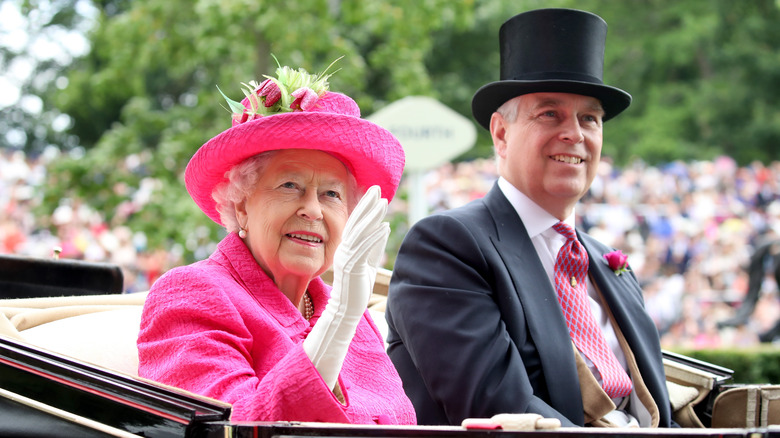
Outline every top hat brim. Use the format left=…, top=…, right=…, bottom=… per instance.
left=471, top=79, right=632, bottom=130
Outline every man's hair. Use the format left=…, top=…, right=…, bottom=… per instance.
left=496, top=96, right=522, bottom=124
left=492, top=96, right=524, bottom=166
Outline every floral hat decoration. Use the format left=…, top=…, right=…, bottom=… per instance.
left=185, top=57, right=406, bottom=225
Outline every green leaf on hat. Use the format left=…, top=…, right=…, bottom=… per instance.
left=217, top=85, right=247, bottom=114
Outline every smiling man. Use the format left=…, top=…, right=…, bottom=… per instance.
left=386, top=8, right=674, bottom=428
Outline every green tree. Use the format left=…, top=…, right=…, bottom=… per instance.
left=42, top=0, right=476, bottom=262
left=30, top=0, right=780, bottom=264
left=0, top=0, right=99, bottom=153
left=590, top=0, right=780, bottom=164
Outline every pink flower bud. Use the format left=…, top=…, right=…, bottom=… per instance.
left=255, top=79, right=281, bottom=107
left=290, top=87, right=318, bottom=111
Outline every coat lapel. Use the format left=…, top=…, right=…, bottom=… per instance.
left=578, top=233, right=650, bottom=351
left=579, top=232, right=668, bottom=426
left=482, top=186, right=584, bottom=424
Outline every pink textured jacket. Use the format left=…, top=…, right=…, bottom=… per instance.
left=137, top=233, right=416, bottom=424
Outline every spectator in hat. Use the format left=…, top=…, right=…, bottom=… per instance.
left=137, top=60, right=415, bottom=424
left=386, top=9, right=673, bottom=428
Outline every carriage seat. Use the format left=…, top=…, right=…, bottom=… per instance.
left=0, top=267, right=738, bottom=428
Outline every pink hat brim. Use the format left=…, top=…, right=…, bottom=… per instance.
left=185, top=94, right=405, bottom=225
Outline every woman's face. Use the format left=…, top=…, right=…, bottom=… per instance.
left=235, top=149, right=351, bottom=284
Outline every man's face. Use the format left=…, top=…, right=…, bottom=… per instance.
left=491, top=92, right=604, bottom=219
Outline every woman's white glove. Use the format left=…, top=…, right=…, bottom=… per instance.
left=303, top=185, right=389, bottom=390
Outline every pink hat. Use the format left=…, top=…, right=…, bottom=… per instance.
left=185, top=62, right=405, bottom=225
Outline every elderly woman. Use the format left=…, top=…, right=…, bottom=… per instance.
left=137, top=61, right=415, bottom=424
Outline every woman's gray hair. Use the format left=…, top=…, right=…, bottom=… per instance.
left=212, top=150, right=361, bottom=233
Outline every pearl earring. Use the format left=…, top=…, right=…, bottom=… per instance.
left=238, top=227, right=247, bottom=239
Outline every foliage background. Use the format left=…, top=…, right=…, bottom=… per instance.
left=2, top=0, right=780, bottom=264
left=675, top=346, right=780, bottom=384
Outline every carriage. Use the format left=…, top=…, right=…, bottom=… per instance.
left=1, top=254, right=777, bottom=437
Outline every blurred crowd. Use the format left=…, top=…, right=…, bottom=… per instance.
left=0, top=148, right=180, bottom=294
left=2, top=148, right=779, bottom=348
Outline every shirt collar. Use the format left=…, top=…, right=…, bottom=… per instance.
left=496, top=177, right=577, bottom=237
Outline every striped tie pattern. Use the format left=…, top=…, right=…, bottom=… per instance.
left=552, top=221, right=633, bottom=398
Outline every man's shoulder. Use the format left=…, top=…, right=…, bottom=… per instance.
left=398, top=197, right=502, bottom=262
left=421, top=197, right=492, bottom=224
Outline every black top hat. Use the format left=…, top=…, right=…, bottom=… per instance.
left=471, top=8, right=631, bottom=130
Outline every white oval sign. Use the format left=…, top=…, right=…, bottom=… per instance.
left=368, top=96, right=476, bottom=171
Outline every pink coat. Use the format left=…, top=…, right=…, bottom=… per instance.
left=137, top=233, right=416, bottom=424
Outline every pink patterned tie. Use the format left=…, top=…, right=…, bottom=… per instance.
left=552, top=221, right=633, bottom=398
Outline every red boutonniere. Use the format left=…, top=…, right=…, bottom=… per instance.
left=604, top=250, right=630, bottom=276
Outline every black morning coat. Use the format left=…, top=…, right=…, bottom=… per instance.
left=386, top=183, right=673, bottom=427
